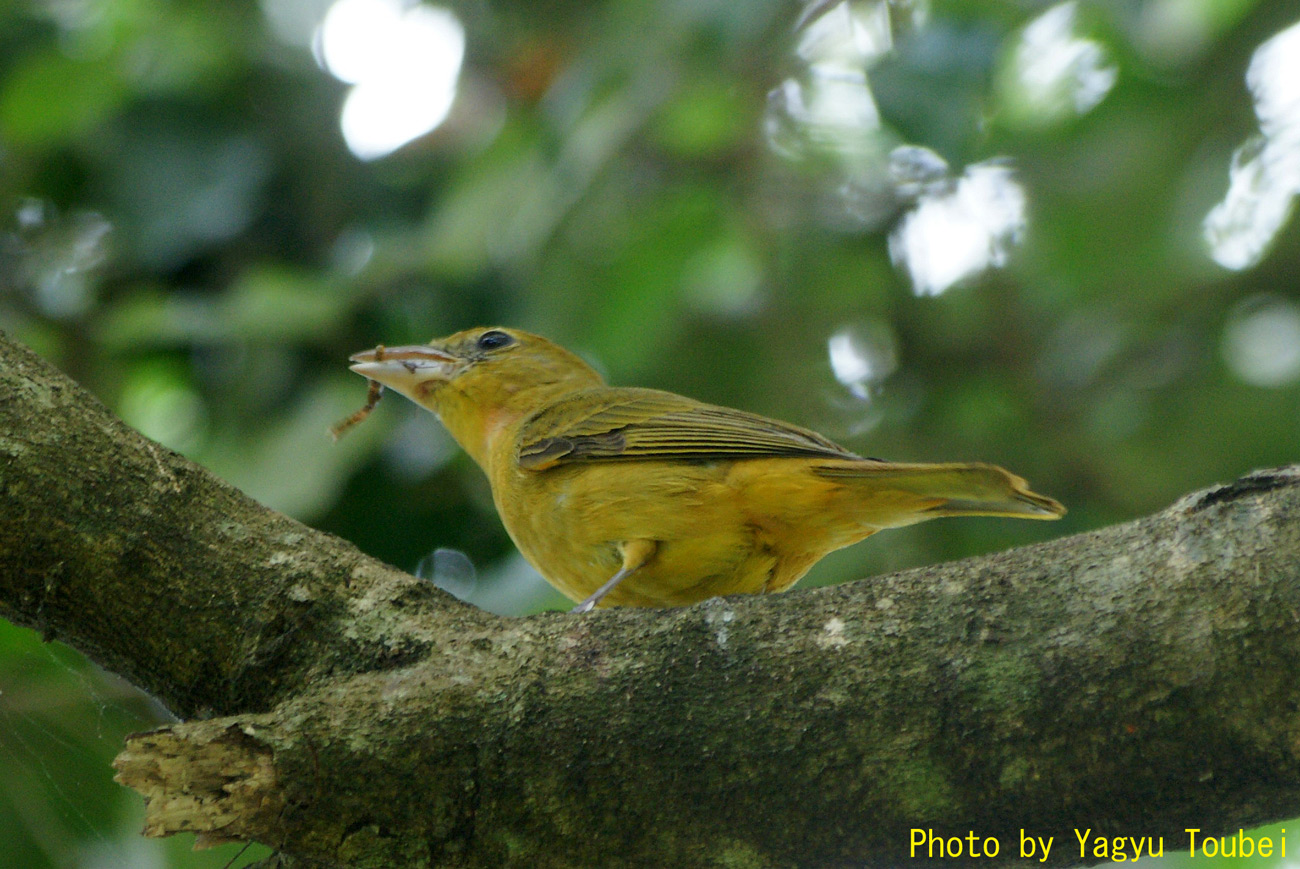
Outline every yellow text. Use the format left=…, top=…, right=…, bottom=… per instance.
left=909, top=830, right=1001, bottom=858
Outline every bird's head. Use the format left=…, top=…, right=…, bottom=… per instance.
left=347, top=327, right=604, bottom=469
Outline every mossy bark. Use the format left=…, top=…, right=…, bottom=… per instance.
left=3, top=332, right=1299, bottom=868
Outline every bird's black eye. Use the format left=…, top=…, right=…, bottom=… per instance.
left=476, top=330, right=514, bottom=351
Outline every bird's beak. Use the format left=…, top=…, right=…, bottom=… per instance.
left=347, top=345, right=460, bottom=398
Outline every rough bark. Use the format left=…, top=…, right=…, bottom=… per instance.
left=2, top=330, right=1298, bottom=869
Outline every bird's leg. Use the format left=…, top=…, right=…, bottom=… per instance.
left=570, top=539, right=656, bottom=614
left=569, top=567, right=637, bottom=614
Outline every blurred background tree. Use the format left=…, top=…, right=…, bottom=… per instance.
left=1, top=0, right=1298, bottom=865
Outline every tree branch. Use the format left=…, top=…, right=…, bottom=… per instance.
left=3, top=331, right=1298, bottom=868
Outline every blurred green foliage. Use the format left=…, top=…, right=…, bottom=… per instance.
left=2, top=0, right=1299, bottom=865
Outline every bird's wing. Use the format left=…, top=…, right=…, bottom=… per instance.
left=516, top=387, right=860, bottom=470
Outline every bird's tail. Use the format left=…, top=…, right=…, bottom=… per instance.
left=814, top=460, right=1065, bottom=529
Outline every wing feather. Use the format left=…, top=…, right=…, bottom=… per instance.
left=517, top=388, right=859, bottom=470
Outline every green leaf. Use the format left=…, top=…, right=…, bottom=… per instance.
left=0, top=51, right=126, bottom=146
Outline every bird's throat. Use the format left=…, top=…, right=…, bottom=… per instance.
left=431, top=386, right=525, bottom=474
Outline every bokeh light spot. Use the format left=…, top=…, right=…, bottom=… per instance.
left=316, top=0, right=465, bottom=160
left=1222, top=296, right=1300, bottom=388
left=828, top=321, right=898, bottom=400
left=998, top=2, right=1117, bottom=129
left=1204, top=19, right=1300, bottom=270
left=889, top=161, right=1026, bottom=296
left=117, top=363, right=208, bottom=453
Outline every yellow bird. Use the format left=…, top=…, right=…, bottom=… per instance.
left=344, top=327, right=1063, bottom=612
